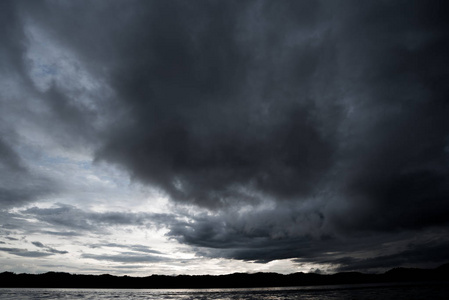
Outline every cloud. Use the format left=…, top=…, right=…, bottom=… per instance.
left=0, top=247, right=53, bottom=258
left=0, top=1, right=114, bottom=210
left=328, top=239, right=449, bottom=272
left=41, top=231, right=80, bottom=237
left=22, top=204, right=176, bottom=233
left=89, top=243, right=162, bottom=254
left=81, top=253, right=164, bottom=263
left=0, top=0, right=448, bottom=272
left=24, top=0, right=447, bottom=242
left=111, top=265, right=147, bottom=269
left=23, top=205, right=93, bottom=231
left=31, top=241, right=44, bottom=248
left=92, top=1, right=337, bottom=208
left=0, top=2, right=78, bottom=209
left=31, top=241, right=68, bottom=255
left=6, top=0, right=337, bottom=209
left=166, top=206, right=449, bottom=269
left=0, top=136, right=54, bottom=208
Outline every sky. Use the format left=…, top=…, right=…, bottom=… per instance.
left=1, top=0, right=449, bottom=276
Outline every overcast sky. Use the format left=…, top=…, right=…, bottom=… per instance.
left=1, top=0, right=449, bottom=276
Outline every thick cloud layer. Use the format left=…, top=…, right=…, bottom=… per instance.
left=1, top=0, right=449, bottom=272
left=90, top=1, right=337, bottom=209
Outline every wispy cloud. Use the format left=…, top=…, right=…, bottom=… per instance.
left=0, top=247, right=53, bottom=258
left=81, top=253, right=165, bottom=263
left=32, top=241, right=68, bottom=255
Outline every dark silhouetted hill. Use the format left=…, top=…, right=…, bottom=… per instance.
left=0, top=263, right=448, bottom=288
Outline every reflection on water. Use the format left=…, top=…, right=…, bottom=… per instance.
left=0, top=283, right=448, bottom=300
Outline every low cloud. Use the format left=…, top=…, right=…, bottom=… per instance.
left=22, top=204, right=176, bottom=233
left=32, top=241, right=68, bottom=255
left=0, top=247, right=53, bottom=258
left=89, top=243, right=162, bottom=255
left=326, top=240, right=449, bottom=272
left=41, top=231, right=80, bottom=237
left=81, top=253, right=165, bottom=264
left=31, top=241, right=44, bottom=248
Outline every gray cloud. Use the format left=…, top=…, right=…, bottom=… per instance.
left=14, top=0, right=337, bottom=208
left=24, top=205, right=93, bottom=231
left=0, top=1, right=109, bottom=209
left=326, top=239, right=449, bottom=273
left=1, top=0, right=449, bottom=272
left=33, top=0, right=447, bottom=237
left=90, top=243, right=162, bottom=254
left=93, top=0, right=337, bottom=208
left=47, top=248, right=68, bottom=255
left=82, top=253, right=164, bottom=263
left=0, top=247, right=53, bottom=258
left=32, top=241, right=68, bottom=255
left=112, top=265, right=147, bottom=269
left=0, top=136, right=54, bottom=208
left=41, top=231, right=80, bottom=237
left=0, top=3, right=57, bottom=208
left=166, top=207, right=449, bottom=269
left=22, top=204, right=176, bottom=233
left=31, top=241, right=44, bottom=248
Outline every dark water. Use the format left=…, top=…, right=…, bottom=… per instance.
left=1, top=283, right=448, bottom=299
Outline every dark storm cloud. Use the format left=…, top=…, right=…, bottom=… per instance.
left=2, top=0, right=449, bottom=271
left=166, top=207, right=449, bottom=266
left=325, top=0, right=449, bottom=234
left=35, top=0, right=448, bottom=237
left=19, top=0, right=335, bottom=208
left=329, top=239, right=449, bottom=272
left=167, top=205, right=328, bottom=254
left=94, top=0, right=336, bottom=208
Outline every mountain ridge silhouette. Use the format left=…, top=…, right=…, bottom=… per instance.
left=1, top=263, right=448, bottom=288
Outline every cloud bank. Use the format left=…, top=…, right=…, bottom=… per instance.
left=0, top=0, right=448, bottom=273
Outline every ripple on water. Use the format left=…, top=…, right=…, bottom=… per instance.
left=0, top=283, right=448, bottom=300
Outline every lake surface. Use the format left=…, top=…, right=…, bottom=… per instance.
left=1, top=283, right=448, bottom=299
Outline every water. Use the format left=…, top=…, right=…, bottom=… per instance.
left=1, top=283, right=448, bottom=299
